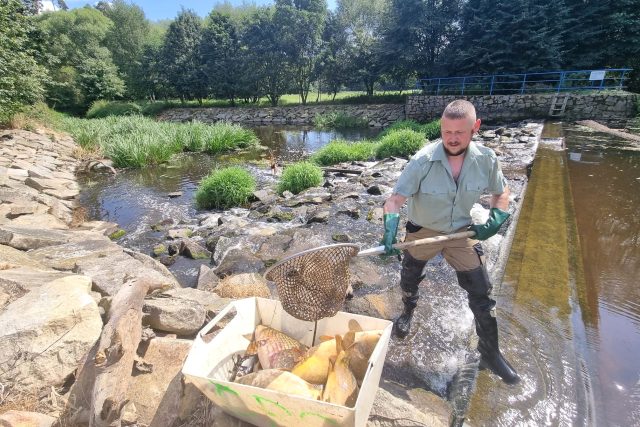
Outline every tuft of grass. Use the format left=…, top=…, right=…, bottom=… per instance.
left=195, top=166, right=256, bottom=210
left=375, top=129, right=426, bottom=159
left=59, top=115, right=258, bottom=168
left=313, top=112, right=369, bottom=129
left=312, top=140, right=377, bottom=166
left=86, top=100, right=142, bottom=119
left=277, top=161, right=324, bottom=195
left=378, top=119, right=440, bottom=140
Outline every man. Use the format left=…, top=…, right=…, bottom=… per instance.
left=381, top=99, right=520, bottom=384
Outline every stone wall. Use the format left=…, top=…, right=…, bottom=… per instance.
left=406, top=92, right=638, bottom=122
left=159, top=104, right=405, bottom=127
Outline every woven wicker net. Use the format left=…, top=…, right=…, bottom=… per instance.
left=264, top=244, right=360, bottom=321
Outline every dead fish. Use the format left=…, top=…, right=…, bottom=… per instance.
left=235, top=369, right=321, bottom=400
left=322, top=335, right=358, bottom=407
left=246, top=325, right=307, bottom=370
left=344, top=330, right=382, bottom=383
left=291, top=336, right=339, bottom=384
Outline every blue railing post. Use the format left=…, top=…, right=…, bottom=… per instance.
left=462, top=77, right=466, bottom=95
left=520, top=74, right=527, bottom=94
left=437, top=79, right=441, bottom=95
left=557, top=72, right=564, bottom=93
left=490, top=75, right=495, bottom=95
left=620, top=70, right=627, bottom=90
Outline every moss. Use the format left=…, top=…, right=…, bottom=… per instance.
left=109, top=229, right=126, bottom=240
left=152, top=244, right=167, bottom=257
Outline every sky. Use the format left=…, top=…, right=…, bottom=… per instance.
left=43, top=0, right=337, bottom=21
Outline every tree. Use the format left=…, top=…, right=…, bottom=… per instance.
left=99, top=0, right=150, bottom=98
left=200, top=12, right=244, bottom=105
left=273, top=0, right=327, bottom=104
left=0, top=0, right=46, bottom=123
left=317, top=11, right=351, bottom=99
left=35, top=7, right=124, bottom=112
left=240, top=7, right=293, bottom=106
left=335, top=0, right=388, bottom=95
left=160, top=9, right=207, bottom=102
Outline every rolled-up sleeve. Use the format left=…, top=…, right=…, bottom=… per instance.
left=393, top=159, right=424, bottom=197
left=488, top=156, right=507, bottom=194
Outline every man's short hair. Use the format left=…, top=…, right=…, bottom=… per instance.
left=442, top=100, right=476, bottom=121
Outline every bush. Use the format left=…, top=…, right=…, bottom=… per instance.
left=277, top=161, right=324, bottom=195
left=312, top=140, right=377, bottom=166
left=195, top=166, right=256, bottom=210
left=313, top=112, right=369, bottom=129
left=104, top=133, right=178, bottom=168
left=86, top=100, right=142, bottom=119
left=200, top=122, right=259, bottom=154
left=375, top=129, right=426, bottom=159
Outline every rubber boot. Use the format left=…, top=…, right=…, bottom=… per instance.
left=393, top=252, right=425, bottom=339
left=393, top=293, right=416, bottom=339
left=456, top=266, right=520, bottom=385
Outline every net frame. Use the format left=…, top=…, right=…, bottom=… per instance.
left=263, top=243, right=360, bottom=321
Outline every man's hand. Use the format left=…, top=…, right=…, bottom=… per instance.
left=381, top=213, right=401, bottom=256
left=469, top=207, right=510, bottom=240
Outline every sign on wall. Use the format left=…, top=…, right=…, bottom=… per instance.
left=589, top=70, right=606, bottom=81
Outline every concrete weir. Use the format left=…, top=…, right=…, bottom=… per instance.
left=0, top=119, right=547, bottom=426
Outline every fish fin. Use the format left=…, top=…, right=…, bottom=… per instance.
left=245, top=340, right=257, bottom=356
left=342, top=331, right=356, bottom=350
left=335, top=334, right=343, bottom=354
left=319, top=335, right=333, bottom=342
left=348, top=319, right=363, bottom=332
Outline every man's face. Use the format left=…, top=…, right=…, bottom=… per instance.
left=441, top=116, right=481, bottom=156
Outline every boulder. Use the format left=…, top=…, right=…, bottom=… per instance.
left=8, top=213, right=69, bottom=230
left=161, top=287, right=230, bottom=317
left=215, top=273, right=271, bottom=299
left=307, top=209, right=330, bottom=223
left=0, top=243, right=47, bottom=270
left=179, top=238, right=211, bottom=260
left=0, top=411, right=56, bottom=427
left=214, top=249, right=265, bottom=277
left=143, top=296, right=207, bottom=335
left=0, top=225, right=70, bottom=250
left=0, top=275, right=102, bottom=392
left=197, top=264, right=220, bottom=291
left=127, top=337, right=196, bottom=426
left=123, top=248, right=180, bottom=287
left=27, top=238, right=123, bottom=270
left=167, top=228, right=192, bottom=239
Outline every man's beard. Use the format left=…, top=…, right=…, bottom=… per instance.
left=444, top=146, right=467, bottom=156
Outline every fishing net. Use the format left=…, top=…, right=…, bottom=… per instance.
left=264, top=244, right=360, bottom=322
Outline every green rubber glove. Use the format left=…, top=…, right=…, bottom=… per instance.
left=469, top=207, right=510, bottom=240
left=381, top=213, right=401, bottom=256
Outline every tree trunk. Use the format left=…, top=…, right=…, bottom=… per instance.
left=90, top=277, right=163, bottom=427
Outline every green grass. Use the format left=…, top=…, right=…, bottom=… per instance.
left=195, top=166, right=256, bottom=210
left=313, top=111, right=369, bottom=129
left=311, top=140, right=377, bottom=165
left=277, top=161, right=324, bottom=195
left=378, top=119, right=440, bottom=140
left=60, top=115, right=258, bottom=168
left=86, top=100, right=142, bottom=119
left=375, top=129, right=427, bottom=159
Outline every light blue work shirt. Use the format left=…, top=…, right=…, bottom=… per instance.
left=392, top=141, right=507, bottom=233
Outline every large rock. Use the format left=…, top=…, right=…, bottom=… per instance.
left=0, top=411, right=56, bottom=427
left=215, top=273, right=271, bottom=299
left=0, top=243, right=47, bottom=269
left=214, top=249, right=265, bottom=277
left=161, top=287, right=230, bottom=317
left=8, top=213, right=69, bottom=230
left=143, top=296, right=207, bottom=335
left=123, top=248, right=180, bottom=287
left=179, top=238, right=211, bottom=260
left=0, top=225, right=70, bottom=250
left=0, top=275, right=102, bottom=392
left=127, top=337, right=197, bottom=427
left=197, top=264, right=219, bottom=291
left=27, top=238, right=123, bottom=270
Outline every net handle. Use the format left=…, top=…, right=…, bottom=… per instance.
left=357, top=231, right=476, bottom=257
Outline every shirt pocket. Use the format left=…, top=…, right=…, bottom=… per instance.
left=418, top=179, right=453, bottom=216
left=465, top=182, right=485, bottom=196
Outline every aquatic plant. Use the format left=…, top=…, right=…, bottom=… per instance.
left=378, top=119, right=440, bottom=141
left=200, top=121, right=259, bottom=154
left=375, top=129, right=426, bottom=159
left=313, top=112, right=369, bottom=129
left=195, top=166, right=256, bottom=210
left=311, top=140, right=377, bottom=166
left=277, top=161, right=323, bottom=195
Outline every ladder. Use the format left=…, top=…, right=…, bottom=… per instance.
left=549, top=93, right=569, bottom=117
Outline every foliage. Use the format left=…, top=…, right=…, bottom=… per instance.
left=0, top=0, right=46, bottom=125
left=60, top=115, right=258, bottom=167
left=312, top=140, right=377, bottom=165
left=378, top=119, right=440, bottom=140
left=313, top=111, right=369, bottom=128
left=86, top=100, right=142, bottom=118
left=277, top=161, right=324, bottom=194
left=195, top=166, right=256, bottom=209
left=375, top=128, right=426, bottom=159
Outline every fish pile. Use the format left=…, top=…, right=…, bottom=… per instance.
left=234, top=320, right=382, bottom=408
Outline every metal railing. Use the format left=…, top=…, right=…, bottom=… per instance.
left=416, top=68, right=633, bottom=96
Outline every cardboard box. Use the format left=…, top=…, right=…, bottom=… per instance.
left=182, top=297, right=392, bottom=427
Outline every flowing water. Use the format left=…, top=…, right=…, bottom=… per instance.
left=78, top=125, right=377, bottom=285
left=466, top=123, right=640, bottom=426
